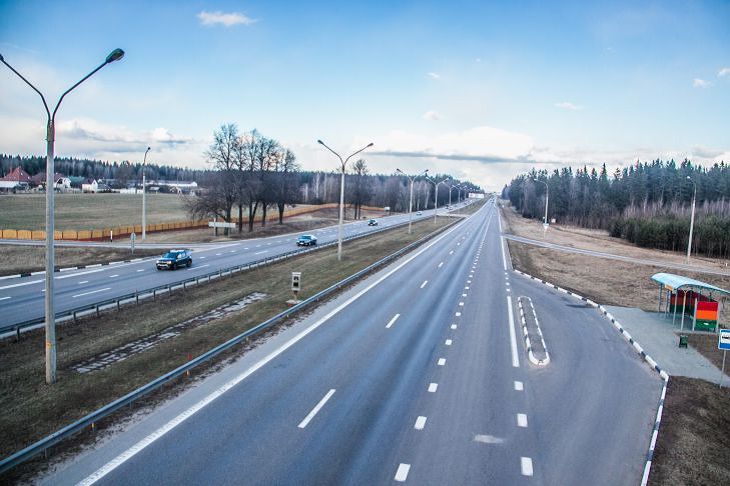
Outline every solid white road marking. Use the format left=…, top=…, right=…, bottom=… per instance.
left=298, top=389, right=336, bottom=429
left=76, top=214, right=466, bottom=486
left=437, top=358, right=446, bottom=366
left=445, top=339, right=452, bottom=346
left=0, top=279, right=43, bottom=290
left=521, top=457, right=534, bottom=476
left=420, top=280, right=428, bottom=289
left=414, top=416, right=427, bottom=430
left=394, top=464, right=411, bottom=482
left=507, top=296, right=520, bottom=368
left=73, top=288, right=111, bottom=298
left=79, top=280, right=89, bottom=284
left=514, top=381, right=524, bottom=391
left=386, top=314, right=400, bottom=329
left=517, top=413, right=528, bottom=427
left=428, top=383, right=438, bottom=392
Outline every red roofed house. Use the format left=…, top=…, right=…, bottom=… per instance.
left=0, top=167, right=32, bottom=192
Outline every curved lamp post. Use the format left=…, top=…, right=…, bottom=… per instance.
left=1, top=48, right=125, bottom=384
left=426, top=175, right=450, bottom=222
left=317, top=140, right=374, bottom=261
left=396, top=168, right=427, bottom=234
left=142, top=147, right=151, bottom=240
left=686, top=176, right=697, bottom=263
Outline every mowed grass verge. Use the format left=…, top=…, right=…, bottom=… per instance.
left=0, top=193, right=189, bottom=231
left=0, top=216, right=457, bottom=469
left=0, top=246, right=162, bottom=277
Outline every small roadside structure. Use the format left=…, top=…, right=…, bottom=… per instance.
left=652, top=272, right=729, bottom=333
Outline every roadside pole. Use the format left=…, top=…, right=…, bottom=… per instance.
left=719, top=329, right=730, bottom=387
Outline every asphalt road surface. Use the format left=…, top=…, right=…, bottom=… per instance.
left=42, top=200, right=661, bottom=485
left=0, top=205, right=468, bottom=329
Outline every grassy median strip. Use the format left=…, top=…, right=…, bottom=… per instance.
left=0, top=216, right=456, bottom=468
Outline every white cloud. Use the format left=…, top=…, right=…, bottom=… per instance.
left=692, top=78, right=711, bottom=88
left=554, top=101, right=582, bottom=111
left=197, top=10, right=256, bottom=27
left=427, top=72, right=441, bottom=80
left=718, top=67, right=730, bottom=78
left=422, top=110, right=441, bottom=121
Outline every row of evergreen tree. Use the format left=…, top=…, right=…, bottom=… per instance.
left=0, top=154, right=200, bottom=183
left=503, top=159, right=730, bottom=258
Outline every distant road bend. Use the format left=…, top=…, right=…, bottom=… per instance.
left=44, top=199, right=661, bottom=485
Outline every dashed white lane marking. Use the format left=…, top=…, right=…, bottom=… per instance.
left=455, top=312, right=461, bottom=317
left=420, top=280, right=428, bottom=289
left=507, top=296, right=520, bottom=368
left=462, top=293, right=467, bottom=297
left=136, top=269, right=145, bottom=272
left=474, top=434, right=504, bottom=444
left=437, top=358, right=446, bottom=366
left=256, top=245, right=262, bottom=248
left=445, top=339, right=452, bottom=346
left=464, top=286, right=469, bottom=290
left=449, top=250, right=454, bottom=255
left=451, top=324, right=457, bottom=330
left=428, top=383, right=438, bottom=392
left=199, top=256, right=206, bottom=259
left=458, top=302, right=464, bottom=306
left=506, top=282, right=510, bottom=286
left=254, top=251, right=268, bottom=255
left=73, top=287, right=111, bottom=298
left=0, top=279, right=43, bottom=291
left=514, top=381, right=524, bottom=391
left=517, top=413, right=528, bottom=427
left=109, top=274, right=119, bottom=278
left=386, top=314, right=400, bottom=329
left=0, top=296, right=10, bottom=301
left=230, top=250, right=236, bottom=253
left=467, top=280, right=471, bottom=284
left=244, top=248, right=249, bottom=250
left=394, top=463, right=411, bottom=482
left=438, top=262, right=444, bottom=268
left=79, top=280, right=89, bottom=284
left=297, top=389, right=336, bottom=429
left=521, top=457, right=534, bottom=476
left=414, top=416, right=427, bottom=430
left=215, top=253, right=222, bottom=256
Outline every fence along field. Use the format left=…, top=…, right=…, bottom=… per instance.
left=0, top=193, right=384, bottom=240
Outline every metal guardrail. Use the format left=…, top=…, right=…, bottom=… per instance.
left=0, top=217, right=462, bottom=475
left=2, top=216, right=439, bottom=337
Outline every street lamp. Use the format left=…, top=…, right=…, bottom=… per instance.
left=686, top=176, right=697, bottom=263
left=426, top=175, right=450, bottom=222
left=317, top=139, right=374, bottom=261
left=533, top=178, right=549, bottom=226
left=447, top=182, right=459, bottom=207
left=1, top=48, right=125, bottom=384
left=396, top=168, right=427, bottom=234
left=142, top=147, right=151, bottom=240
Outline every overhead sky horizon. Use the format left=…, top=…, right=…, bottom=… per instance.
left=1, top=0, right=728, bottom=191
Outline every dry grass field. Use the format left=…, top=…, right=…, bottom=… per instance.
left=0, top=193, right=190, bottom=231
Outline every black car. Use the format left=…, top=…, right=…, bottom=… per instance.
left=156, top=249, right=192, bottom=270
left=368, top=219, right=378, bottom=226
left=297, top=234, right=317, bottom=246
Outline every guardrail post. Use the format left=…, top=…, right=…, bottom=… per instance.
left=96, top=304, right=100, bottom=317
left=73, top=311, right=77, bottom=323
left=16, top=327, right=20, bottom=342
left=117, top=299, right=121, bottom=311
left=135, top=291, right=139, bottom=305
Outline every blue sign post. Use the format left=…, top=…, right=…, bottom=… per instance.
left=719, top=330, right=730, bottom=388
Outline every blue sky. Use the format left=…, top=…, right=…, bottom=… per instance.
left=1, top=0, right=729, bottom=190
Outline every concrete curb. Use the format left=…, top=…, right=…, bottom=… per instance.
left=0, top=258, right=152, bottom=281
left=511, top=267, right=669, bottom=486
left=517, top=296, right=550, bottom=366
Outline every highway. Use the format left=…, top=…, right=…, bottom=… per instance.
left=42, top=200, right=662, bottom=485
left=0, top=206, right=465, bottom=329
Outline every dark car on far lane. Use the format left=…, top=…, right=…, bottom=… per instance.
left=297, top=235, right=317, bottom=246
left=156, top=249, right=192, bottom=270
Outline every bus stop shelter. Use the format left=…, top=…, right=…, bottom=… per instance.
left=652, top=272, right=730, bottom=333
